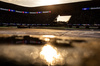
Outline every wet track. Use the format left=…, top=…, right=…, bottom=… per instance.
left=0, top=28, right=100, bottom=66
left=0, top=28, right=100, bottom=38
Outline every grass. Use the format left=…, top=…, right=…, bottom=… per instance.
left=0, top=26, right=99, bottom=30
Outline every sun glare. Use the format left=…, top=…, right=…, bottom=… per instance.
left=40, top=45, right=61, bottom=65
left=42, top=35, right=55, bottom=38
left=40, top=0, right=60, bottom=6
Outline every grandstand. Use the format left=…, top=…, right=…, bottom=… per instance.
left=0, top=1, right=100, bottom=28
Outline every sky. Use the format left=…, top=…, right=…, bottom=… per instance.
left=1, top=0, right=90, bottom=7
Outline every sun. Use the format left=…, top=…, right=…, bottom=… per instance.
left=40, top=0, right=60, bottom=6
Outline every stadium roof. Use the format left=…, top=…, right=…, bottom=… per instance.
left=1, top=0, right=91, bottom=7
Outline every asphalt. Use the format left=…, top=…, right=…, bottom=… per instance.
left=0, top=28, right=100, bottom=66
left=0, top=28, right=100, bottom=38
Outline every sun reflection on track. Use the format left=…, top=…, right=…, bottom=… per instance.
left=40, top=45, right=62, bottom=65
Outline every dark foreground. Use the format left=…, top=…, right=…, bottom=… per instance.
left=0, top=28, right=100, bottom=66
